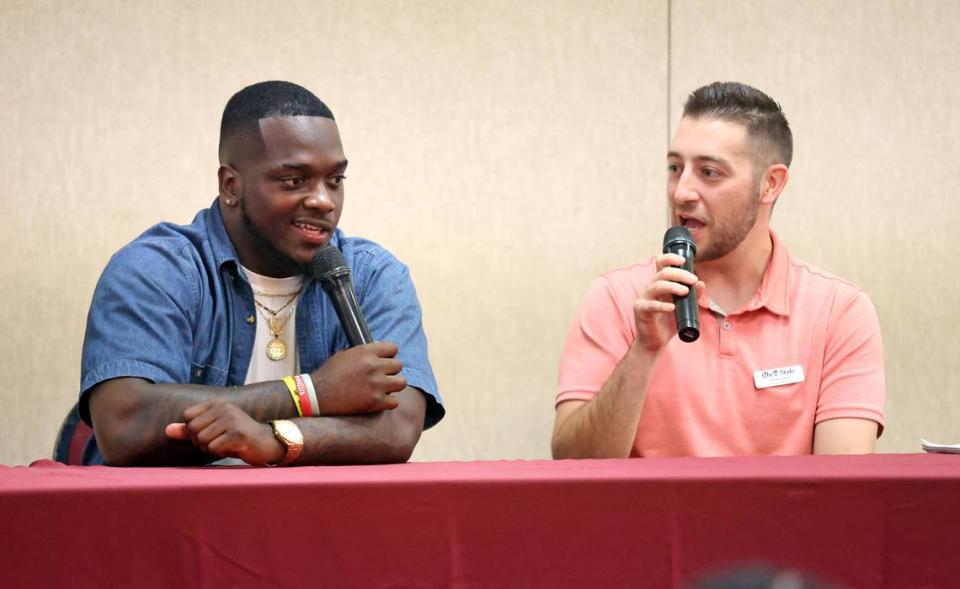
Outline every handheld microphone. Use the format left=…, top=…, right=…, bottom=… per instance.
left=311, top=245, right=373, bottom=347
left=662, top=226, right=699, bottom=343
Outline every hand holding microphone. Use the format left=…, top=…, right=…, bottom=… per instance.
left=631, top=227, right=702, bottom=352
left=662, top=226, right=700, bottom=343
left=307, top=245, right=406, bottom=416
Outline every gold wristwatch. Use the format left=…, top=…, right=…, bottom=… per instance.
left=268, top=419, right=304, bottom=466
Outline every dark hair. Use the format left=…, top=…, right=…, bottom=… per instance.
left=689, top=564, right=833, bottom=589
left=218, top=81, right=334, bottom=153
left=683, top=82, right=793, bottom=168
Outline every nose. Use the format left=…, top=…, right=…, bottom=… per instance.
left=670, top=167, right=699, bottom=206
left=304, top=185, right=335, bottom=212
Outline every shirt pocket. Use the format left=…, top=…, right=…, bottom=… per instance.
left=189, top=363, right=228, bottom=386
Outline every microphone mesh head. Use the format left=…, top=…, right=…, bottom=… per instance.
left=312, top=245, right=349, bottom=282
left=663, top=225, right=696, bottom=253
left=663, top=225, right=693, bottom=246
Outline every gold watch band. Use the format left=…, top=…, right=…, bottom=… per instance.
left=268, top=419, right=304, bottom=466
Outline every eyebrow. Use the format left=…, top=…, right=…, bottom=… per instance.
left=274, top=159, right=349, bottom=171
left=667, top=151, right=730, bottom=167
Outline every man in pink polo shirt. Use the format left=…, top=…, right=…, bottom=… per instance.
left=553, top=82, right=885, bottom=458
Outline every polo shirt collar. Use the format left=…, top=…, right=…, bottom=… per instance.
left=207, top=196, right=342, bottom=274
left=753, top=229, right=791, bottom=317
left=698, top=229, right=791, bottom=317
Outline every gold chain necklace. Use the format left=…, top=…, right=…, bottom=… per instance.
left=253, top=285, right=303, bottom=361
left=252, top=288, right=302, bottom=298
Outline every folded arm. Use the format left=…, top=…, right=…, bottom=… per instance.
left=292, top=387, right=425, bottom=465
left=90, top=342, right=418, bottom=466
left=88, top=377, right=294, bottom=466
left=160, top=387, right=426, bottom=466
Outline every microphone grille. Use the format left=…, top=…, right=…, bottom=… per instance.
left=312, top=245, right=348, bottom=279
left=663, top=225, right=694, bottom=248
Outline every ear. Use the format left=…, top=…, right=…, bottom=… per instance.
left=758, top=163, right=789, bottom=206
left=218, top=165, right=241, bottom=207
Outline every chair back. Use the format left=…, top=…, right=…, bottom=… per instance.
left=53, top=403, right=96, bottom=465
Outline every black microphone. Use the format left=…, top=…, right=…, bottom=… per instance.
left=312, top=245, right=374, bottom=347
left=662, top=226, right=699, bottom=343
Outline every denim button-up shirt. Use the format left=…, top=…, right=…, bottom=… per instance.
left=80, top=200, right=444, bottom=439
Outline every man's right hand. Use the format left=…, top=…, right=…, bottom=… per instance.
left=310, top=342, right=407, bottom=416
left=552, top=253, right=705, bottom=460
left=632, top=253, right=704, bottom=353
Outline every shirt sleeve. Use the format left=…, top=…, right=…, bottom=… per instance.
left=556, top=275, right=636, bottom=406
left=79, top=237, right=200, bottom=425
left=815, top=287, right=886, bottom=431
left=353, top=248, right=444, bottom=429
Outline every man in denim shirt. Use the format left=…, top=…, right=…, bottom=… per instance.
left=80, top=81, right=443, bottom=466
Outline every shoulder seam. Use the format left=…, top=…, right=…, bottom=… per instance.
left=789, top=259, right=865, bottom=293
left=602, top=256, right=658, bottom=279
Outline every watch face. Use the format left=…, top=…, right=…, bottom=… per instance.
left=275, top=420, right=304, bottom=445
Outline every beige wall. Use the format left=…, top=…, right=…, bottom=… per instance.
left=0, top=0, right=954, bottom=464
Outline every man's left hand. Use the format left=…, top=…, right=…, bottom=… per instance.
left=165, top=400, right=284, bottom=466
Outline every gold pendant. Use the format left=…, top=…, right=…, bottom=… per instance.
left=266, top=338, right=288, bottom=361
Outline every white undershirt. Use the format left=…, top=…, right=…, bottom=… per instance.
left=242, top=266, right=304, bottom=385
left=213, top=268, right=304, bottom=466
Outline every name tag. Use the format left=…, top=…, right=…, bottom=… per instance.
left=754, top=365, right=805, bottom=389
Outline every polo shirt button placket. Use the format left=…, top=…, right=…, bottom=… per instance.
left=719, top=319, right=736, bottom=355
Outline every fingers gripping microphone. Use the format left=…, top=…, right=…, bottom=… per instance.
left=312, top=245, right=374, bottom=347
left=662, top=226, right=700, bottom=343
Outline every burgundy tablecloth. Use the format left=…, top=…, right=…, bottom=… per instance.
left=1, top=454, right=958, bottom=588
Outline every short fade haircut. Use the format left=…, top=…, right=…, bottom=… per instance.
left=219, top=81, right=334, bottom=155
left=682, top=82, right=793, bottom=168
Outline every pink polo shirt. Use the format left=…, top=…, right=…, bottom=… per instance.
left=556, top=231, right=885, bottom=457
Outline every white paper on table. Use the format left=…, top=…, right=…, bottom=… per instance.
left=920, top=438, right=960, bottom=454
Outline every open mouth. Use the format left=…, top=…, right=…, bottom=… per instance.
left=678, top=215, right=705, bottom=232
left=292, top=220, right=332, bottom=245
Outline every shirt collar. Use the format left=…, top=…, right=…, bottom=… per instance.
left=207, top=197, right=342, bottom=274
left=752, top=229, right=791, bottom=317
left=207, top=198, right=239, bottom=272
left=697, top=229, right=791, bottom=317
